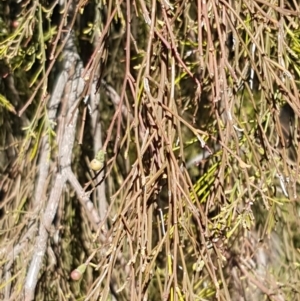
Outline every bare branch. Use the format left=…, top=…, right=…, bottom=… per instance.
left=24, top=31, right=85, bottom=300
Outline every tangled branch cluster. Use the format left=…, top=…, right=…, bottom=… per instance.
left=0, top=0, right=300, bottom=300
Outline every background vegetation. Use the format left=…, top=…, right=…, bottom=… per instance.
left=0, top=0, right=300, bottom=300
